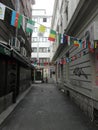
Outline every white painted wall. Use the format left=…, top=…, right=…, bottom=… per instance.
left=31, top=12, right=53, bottom=62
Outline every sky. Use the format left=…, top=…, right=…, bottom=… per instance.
left=32, top=0, right=55, bottom=15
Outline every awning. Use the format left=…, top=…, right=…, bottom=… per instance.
left=12, top=49, right=34, bottom=69
left=0, top=42, right=34, bottom=69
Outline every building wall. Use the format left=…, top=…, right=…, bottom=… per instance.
left=31, top=13, right=53, bottom=63
left=0, top=0, right=35, bottom=114
left=52, top=0, right=98, bottom=121
left=67, top=0, right=80, bottom=24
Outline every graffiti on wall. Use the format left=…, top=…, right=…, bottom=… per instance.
left=73, top=67, right=88, bottom=79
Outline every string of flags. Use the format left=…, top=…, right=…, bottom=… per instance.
left=58, top=33, right=98, bottom=53
left=56, top=49, right=88, bottom=65
left=0, top=2, right=57, bottom=41
left=31, top=61, right=51, bottom=66
left=0, top=2, right=98, bottom=52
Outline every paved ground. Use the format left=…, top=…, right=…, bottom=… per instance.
left=0, top=80, right=98, bottom=130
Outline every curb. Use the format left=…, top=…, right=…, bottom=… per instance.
left=0, top=85, right=33, bottom=125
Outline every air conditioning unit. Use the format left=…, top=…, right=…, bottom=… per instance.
left=10, top=37, right=20, bottom=51
left=84, top=21, right=98, bottom=42
left=21, top=47, right=27, bottom=57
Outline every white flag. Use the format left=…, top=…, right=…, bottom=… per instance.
left=0, top=3, right=6, bottom=20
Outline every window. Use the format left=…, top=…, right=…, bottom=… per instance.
left=39, top=47, right=50, bottom=53
left=46, top=28, right=50, bottom=33
left=39, top=58, right=50, bottom=63
left=42, top=37, right=45, bottom=42
left=34, top=27, right=37, bottom=32
left=41, top=37, right=48, bottom=42
left=39, top=37, right=43, bottom=42
left=32, top=47, right=37, bottom=52
left=43, top=18, right=47, bottom=22
left=39, top=48, right=47, bottom=53
left=33, top=18, right=38, bottom=22
left=32, top=37, right=37, bottom=42
left=48, top=47, right=50, bottom=52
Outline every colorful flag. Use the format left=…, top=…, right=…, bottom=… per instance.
left=90, top=40, right=94, bottom=49
left=0, top=3, right=6, bottom=20
left=74, top=40, right=80, bottom=47
left=63, top=58, right=66, bottom=64
left=66, top=58, right=70, bottom=63
left=39, top=25, right=46, bottom=33
left=48, top=29, right=56, bottom=42
left=11, top=11, right=22, bottom=28
left=65, top=35, right=70, bottom=45
left=22, top=15, right=25, bottom=31
left=26, top=19, right=35, bottom=33
left=38, top=25, right=46, bottom=37
left=88, top=41, right=94, bottom=53
left=82, top=40, right=87, bottom=48
left=78, top=39, right=82, bottom=48
left=61, top=34, right=64, bottom=44
left=18, top=15, right=23, bottom=28
left=58, top=33, right=63, bottom=44
left=63, top=34, right=67, bottom=44
left=94, top=41, right=98, bottom=49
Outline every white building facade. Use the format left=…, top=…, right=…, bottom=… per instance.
left=31, top=9, right=54, bottom=79
left=52, top=0, right=98, bottom=121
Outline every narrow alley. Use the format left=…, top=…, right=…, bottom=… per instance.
left=0, top=81, right=98, bottom=130
left=1, top=0, right=98, bottom=129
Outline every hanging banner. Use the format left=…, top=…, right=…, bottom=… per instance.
left=0, top=3, right=6, bottom=20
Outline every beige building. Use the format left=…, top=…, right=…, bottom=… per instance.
left=52, top=0, right=98, bottom=121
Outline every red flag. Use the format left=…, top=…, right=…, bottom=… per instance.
left=14, top=13, right=19, bottom=27
left=88, top=41, right=94, bottom=53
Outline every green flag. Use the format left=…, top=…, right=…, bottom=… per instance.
left=26, top=19, right=35, bottom=33
left=18, top=14, right=23, bottom=28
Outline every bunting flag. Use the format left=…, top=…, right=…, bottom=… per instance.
left=38, top=25, right=46, bottom=37
left=18, top=15, right=23, bottom=28
left=74, top=40, right=80, bottom=47
left=63, top=58, right=66, bottom=64
left=62, top=34, right=66, bottom=44
left=88, top=41, right=94, bottom=53
left=48, top=29, right=56, bottom=42
left=11, top=11, right=23, bottom=28
left=22, top=15, right=26, bottom=31
left=82, top=40, right=87, bottom=48
left=59, top=33, right=63, bottom=44
left=59, top=34, right=67, bottom=44
left=0, top=3, right=6, bottom=20
left=60, top=34, right=64, bottom=44
left=39, top=25, right=46, bottom=33
left=66, top=58, right=70, bottom=63
left=78, top=39, right=82, bottom=48
left=94, top=41, right=98, bottom=48
left=65, top=35, right=71, bottom=45
left=26, top=19, right=35, bottom=33
left=1, top=2, right=98, bottom=53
